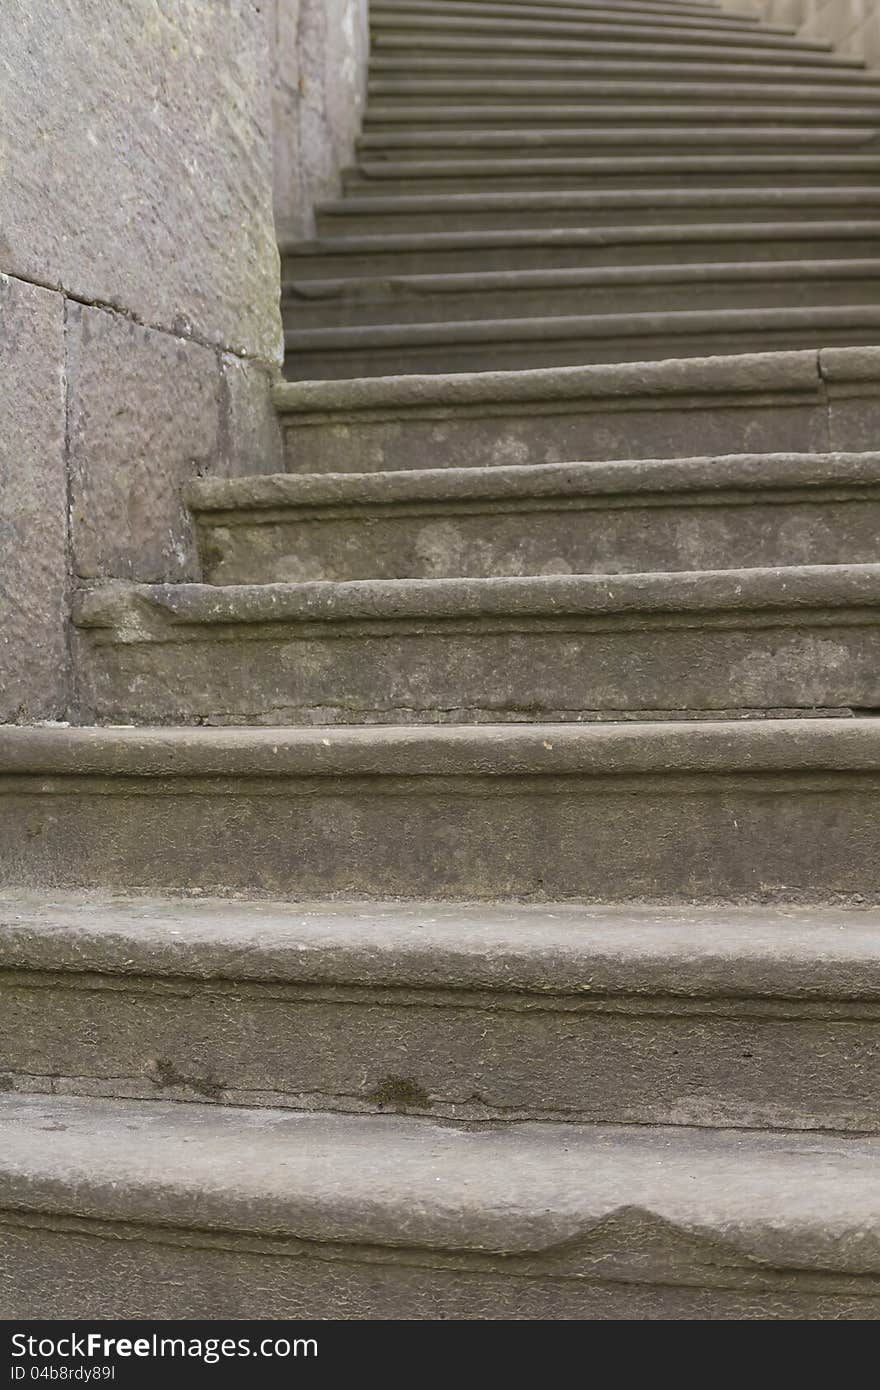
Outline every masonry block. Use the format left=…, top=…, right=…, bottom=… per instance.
left=0, top=276, right=67, bottom=722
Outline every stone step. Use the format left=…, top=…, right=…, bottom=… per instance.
left=344, top=153, right=880, bottom=193
left=283, top=306, right=880, bottom=379
left=374, top=0, right=775, bottom=36
left=282, top=260, right=880, bottom=329
left=368, top=78, right=880, bottom=106
left=438, top=0, right=752, bottom=11
left=373, top=32, right=862, bottom=68
left=368, top=54, right=877, bottom=84
left=369, top=10, right=830, bottom=52
left=314, top=189, right=880, bottom=236
left=74, top=564, right=880, bottom=724
left=273, top=347, right=874, bottom=473
left=283, top=224, right=880, bottom=280
left=4, top=720, right=880, bottom=900
left=5, top=896, right=880, bottom=1133
left=478, top=0, right=756, bottom=14
left=187, top=452, right=880, bottom=584
left=375, top=31, right=856, bottom=69
left=364, top=103, right=880, bottom=130
left=6, top=1092, right=880, bottom=1317
left=356, top=128, right=880, bottom=161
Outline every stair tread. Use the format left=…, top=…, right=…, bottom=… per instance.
left=73, top=564, right=880, bottom=632
left=376, top=0, right=775, bottom=31
left=319, top=188, right=880, bottom=212
left=4, top=1092, right=880, bottom=1269
left=6, top=717, right=880, bottom=775
left=274, top=346, right=829, bottom=412
left=187, top=451, right=880, bottom=514
left=5, top=891, right=880, bottom=997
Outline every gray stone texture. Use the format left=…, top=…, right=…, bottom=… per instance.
left=188, top=454, right=880, bottom=583
left=3, top=896, right=880, bottom=1132
left=4, top=1093, right=880, bottom=1317
left=0, top=276, right=68, bottom=721
left=270, top=0, right=370, bottom=238
left=2, top=721, right=880, bottom=903
left=724, top=1, right=880, bottom=68
left=73, top=566, right=880, bottom=724
left=0, top=0, right=282, bottom=364
left=219, top=353, right=285, bottom=479
left=66, top=305, right=220, bottom=583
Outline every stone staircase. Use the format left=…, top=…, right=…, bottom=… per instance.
left=4, top=0, right=880, bottom=1319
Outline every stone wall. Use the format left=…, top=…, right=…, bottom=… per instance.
left=720, top=0, right=880, bottom=66
left=269, top=0, right=370, bottom=239
left=1, top=0, right=368, bottom=724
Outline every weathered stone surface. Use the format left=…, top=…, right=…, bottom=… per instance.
left=3, top=896, right=880, bottom=1131
left=271, top=0, right=370, bottom=238
left=4, top=1094, right=880, bottom=1317
left=274, top=352, right=831, bottom=471
left=73, top=566, right=880, bottom=724
left=189, top=453, right=880, bottom=583
left=0, top=0, right=282, bottom=363
left=67, top=305, right=219, bottom=583
left=0, top=276, right=67, bottom=721
left=1, top=721, right=880, bottom=901
left=219, top=354, right=284, bottom=479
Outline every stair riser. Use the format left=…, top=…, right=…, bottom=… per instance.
left=4, top=768, right=880, bottom=902
left=76, top=616, right=880, bottom=724
left=195, top=494, right=880, bottom=584
left=285, top=238, right=880, bottom=278
left=284, top=325, right=880, bottom=379
left=8, top=1223, right=877, bottom=1319
left=315, top=204, right=880, bottom=235
left=280, top=399, right=833, bottom=476
left=5, top=973, right=879, bottom=1133
left=283, top=276, right=880, bottom=328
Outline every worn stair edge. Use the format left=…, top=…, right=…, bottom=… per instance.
left=348, top=154, right=880, bottom=182
left=282, top=261, right=880, bottom=304
left=7, top=897, right=880, bottom=1133
left=369, top=14, right=832, bottom=51
left=364, top=104, right=880, bottom=125
left=372, top=34, right=863, bottom=66
left=356, top=129, right=880, bottom=151
left=273, top=345, right=880, bottom=416
left=273, top=347, right=822, bottom=414
left=367, top=57, right=878, bottom=81
left=6, top=719, right=880, bottom=777
left=372, top=1, right=781, bottom=34
left=285, top=223, right=880, bottom=259
left=4, top=1091, right=880, bottom=1316
left=3, top=893, right=880, bottom=999
left=72, top=564, right=880, bottom=634
left=313, top=189, right=880, bottom=218
left=5, top=722, right=880, bottom=902
left=367, top=79, right=880, bottom=100
left=186, top=451, right=880, bottom=514
left=5, top=1095, right=880, bottom=1274
left=283, top=306, right=880, bottom=354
